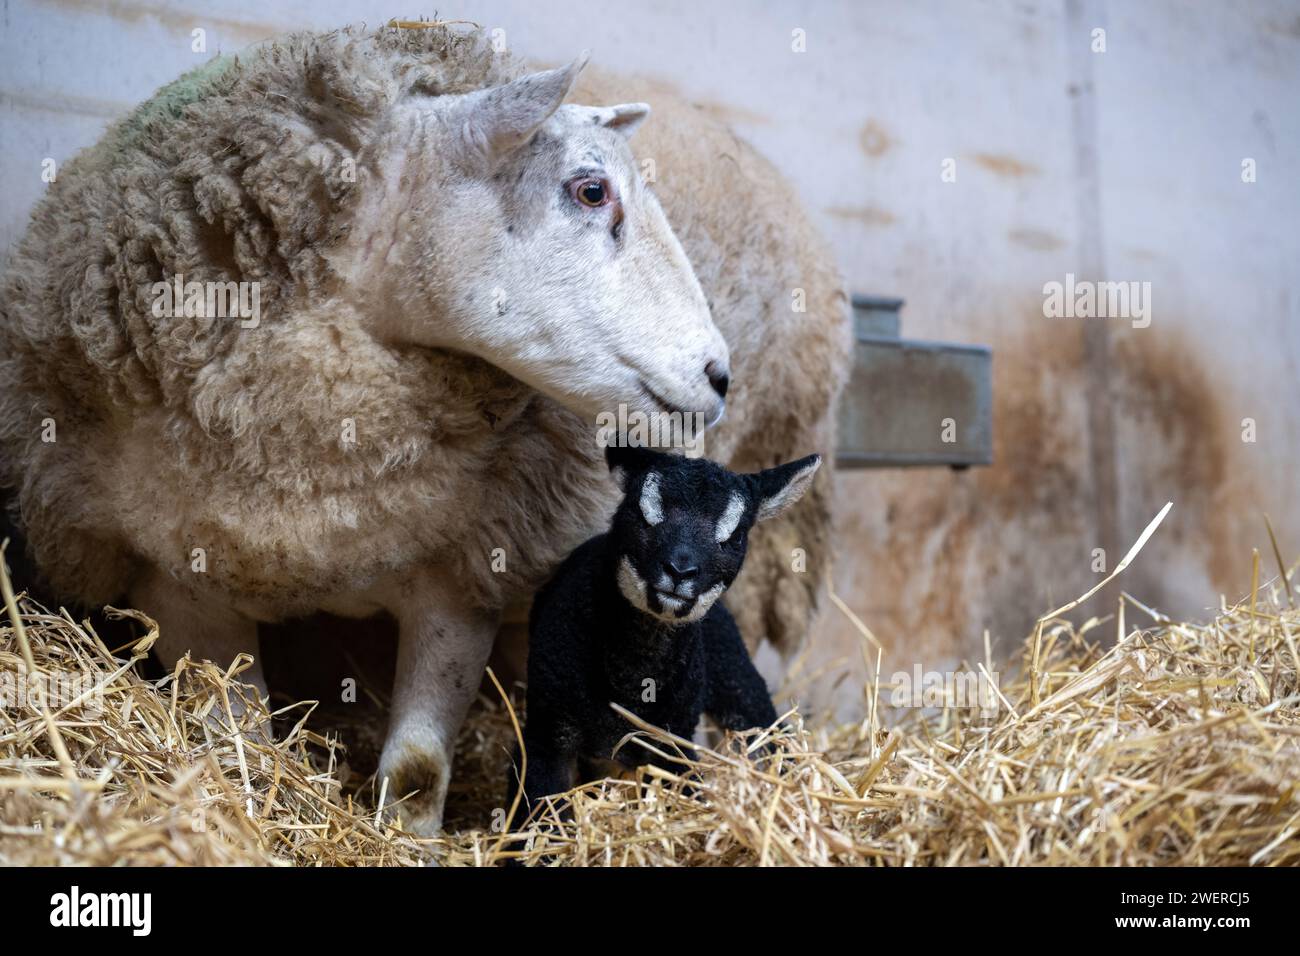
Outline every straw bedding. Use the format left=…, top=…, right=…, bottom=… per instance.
left=2, top=543, right=1297, bottom=866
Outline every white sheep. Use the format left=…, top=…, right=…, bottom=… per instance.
left=0, top=25, right=850, bottom=835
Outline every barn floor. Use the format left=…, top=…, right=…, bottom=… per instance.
left=1, top=556, right=1298, bottom=866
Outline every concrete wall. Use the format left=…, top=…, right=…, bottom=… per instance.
left=3, top=0, right=1297, bottom=716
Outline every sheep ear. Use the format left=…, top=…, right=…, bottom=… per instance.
left=449, top=54, right=587, bottom=167
left=601, top=103, right=650, bottom=138
left=559, top=102, right=651, bottom=140
left=752, top=454, right=822, bottom=522
left=605, top=443, right=674, bottom=490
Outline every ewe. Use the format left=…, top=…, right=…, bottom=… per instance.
left=0, top=25, right=849, bottom=834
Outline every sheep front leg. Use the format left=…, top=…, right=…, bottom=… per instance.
left=378, top=574, right=499, bottom=837
left=705, top=613, right=778, bottom=733
left=507, top=724, right=578, bottom=828
left=130, top=568, right=265, bottom=699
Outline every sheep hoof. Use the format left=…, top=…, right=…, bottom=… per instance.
left=377, top=746, right=449, bottom=839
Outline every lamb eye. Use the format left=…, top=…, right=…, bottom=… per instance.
left=570, top=177, right=610, bottom=208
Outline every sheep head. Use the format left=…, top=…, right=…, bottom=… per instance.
left=604, top=445, right=822, bottom=625
left=344, top=55, right=731, bottom=433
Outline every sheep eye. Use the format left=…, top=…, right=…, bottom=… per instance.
left=569, top=177, right=611, bottom=208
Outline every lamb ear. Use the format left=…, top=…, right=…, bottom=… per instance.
left=605, top=443, right=674, bottom=490
left=449, top=54, right=588, bottom=167
left=752, top=454, right=822, bottom=522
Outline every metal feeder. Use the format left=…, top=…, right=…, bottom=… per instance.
left=836, top=295, right=992, bottom=470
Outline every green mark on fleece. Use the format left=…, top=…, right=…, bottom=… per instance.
left=110, top=54, right=239, bottom=153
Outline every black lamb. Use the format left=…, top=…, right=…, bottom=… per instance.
left=505, top=444, right=822, bottom=826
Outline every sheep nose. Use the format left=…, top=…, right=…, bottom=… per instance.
left=665, top=550, right=699, bottom=581
left=705, top=360, right=730, bottom=399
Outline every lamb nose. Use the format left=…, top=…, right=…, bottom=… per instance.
left=665, top=551, right=699, bottom=580
left=705, top=360, right=730, bottom=399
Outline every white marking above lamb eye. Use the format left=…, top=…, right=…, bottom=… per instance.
left=715, top=491, right=746, bottom=542
left=640, top=472, right=664, bottom=525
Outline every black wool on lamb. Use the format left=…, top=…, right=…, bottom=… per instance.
left=506, top=444, right=821, bottom=824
